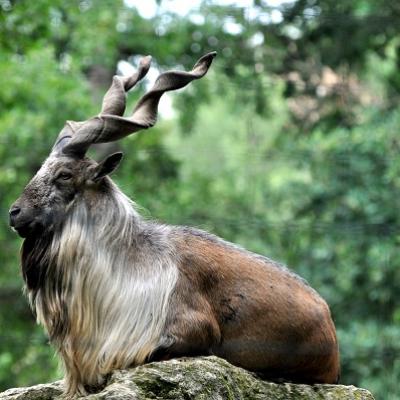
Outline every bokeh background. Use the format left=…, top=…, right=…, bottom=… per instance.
left=0, top=0, right=399, bottom=397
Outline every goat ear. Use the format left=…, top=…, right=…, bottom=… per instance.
left=92, top=152, right=123, bottom=182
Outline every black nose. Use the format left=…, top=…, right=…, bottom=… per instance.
left=10, top=206, right=21, bottom=216
left=9, top=206, right=21, bottom=226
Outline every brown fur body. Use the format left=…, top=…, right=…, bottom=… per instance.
left=156, top=227, right=340, bottom=384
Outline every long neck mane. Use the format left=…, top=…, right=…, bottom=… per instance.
left=21, top=182, right=178, bottom=394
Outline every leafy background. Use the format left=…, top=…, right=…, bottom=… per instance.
left=0, top=0, right=399, bottom=397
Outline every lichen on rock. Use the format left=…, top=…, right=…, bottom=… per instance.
left=0, top=356, right=375, bottom=400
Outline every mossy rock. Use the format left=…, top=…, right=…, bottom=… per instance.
left=0, top=356, right=375, bottom=399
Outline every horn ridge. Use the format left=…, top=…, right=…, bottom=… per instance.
left=59, top=52, right=216, bottom=157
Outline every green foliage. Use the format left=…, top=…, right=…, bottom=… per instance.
left=0, top=0, right=399, bottom=397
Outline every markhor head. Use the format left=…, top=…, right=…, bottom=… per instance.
left=9, top=52, right=216, bottom=238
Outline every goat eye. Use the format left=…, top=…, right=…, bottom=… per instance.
left=57, top=172, right=73, bottom=181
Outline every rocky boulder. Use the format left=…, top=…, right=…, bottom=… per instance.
left=0, top=356, right=375, bottom=399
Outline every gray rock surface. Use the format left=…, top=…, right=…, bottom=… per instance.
left=0, top=356, right=375, bottom=399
